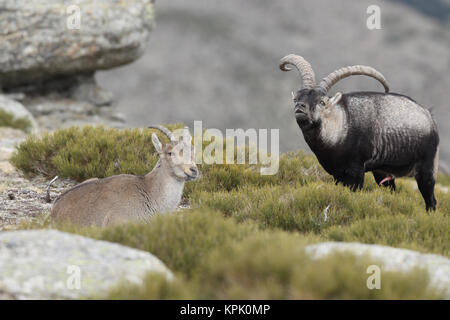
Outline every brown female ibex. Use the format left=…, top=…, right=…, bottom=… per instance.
left=51, top=125, right=199, bottom=226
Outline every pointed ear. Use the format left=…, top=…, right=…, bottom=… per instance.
left=329, top=92, right=342, bottom=107
left=152, top=133, right=163, bottom=153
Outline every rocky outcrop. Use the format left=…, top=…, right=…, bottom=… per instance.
left=305, top=242, right=450, bottom=298
left=0, top=0, right=155, bottom=90
left=0, top=0, right=154, bottom=127
left=0, top=229, right=173, bottom=299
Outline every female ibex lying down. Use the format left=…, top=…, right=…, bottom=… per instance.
left=51, top=126, right=199, bottom=227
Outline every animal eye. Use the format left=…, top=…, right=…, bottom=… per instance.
left=320, top=100, right=326, bottom=106
left=168, top=152, right=173, bottom=156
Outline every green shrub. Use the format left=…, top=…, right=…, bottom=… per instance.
left=11, top=125, right=183, bottom=181
left=191, top=183, right=420, bottom=230
left=193, top=233, right=440, bottom=299
left=184, top=150, right=332, bottom=196
left=11, top=125, right=330, bottom=196
left=12, top=124, right=450, bottom=299
left=53, top=210, right=259, bottom=277
left=191, top=182, right=449, bottom=256
left=325, top=212, right=450, bottom=256
left=22, top=207, right=445, bottom=299
left=0, top=109, right=32, bottom=132
left=11, top=125, right=450, bottom=192
left=100, top=230, right=441, bottom=300
left=104, top=272, right=195, bottom=300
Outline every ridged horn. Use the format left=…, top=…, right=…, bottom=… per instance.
left=279, top=54, right=316, bottom=89
left=148, top=125, right=176, bottom=142
left=318, top=65, right=389, bottom=93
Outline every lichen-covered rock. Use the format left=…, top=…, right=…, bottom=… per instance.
left=0, top=229, right=173, bottom=299
left=0, top=0, right=155, bottom=88
left=305, top=242, right=450, bottom=298
left=0, top=95, right=38, bottom=131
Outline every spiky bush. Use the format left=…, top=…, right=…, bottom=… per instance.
left=191, top=182, right=449, bottom=256
left=96, top=221, right=440, bottom=300
left=66, top=210, right=258, bottom=277
left=11, top=125, right=329, bottom=196
left=10, top=125, right=183, bottom=181
left=36, top=211, right=441, bottom=300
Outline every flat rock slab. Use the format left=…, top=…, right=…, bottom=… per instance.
left=0, top=0, right=155, bottom=87
left=305, top=242, right=450, bottom=298
left=0, top=229, right=172, bottom=299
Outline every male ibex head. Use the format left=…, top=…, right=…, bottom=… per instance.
left=280, top=54, right=389, bottom=131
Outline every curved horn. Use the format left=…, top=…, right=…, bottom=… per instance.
left=318, top=65, right=389, bottom=93
left=279, top=54, right=316, bottom=89
left=148, top=125, right=176, bottom=142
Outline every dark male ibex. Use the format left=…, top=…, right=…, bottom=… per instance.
left=280, top=54, right=439, bottom=211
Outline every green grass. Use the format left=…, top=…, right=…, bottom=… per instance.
left=10, top=125, right=329, bottom=197
left=75, top=210, right=258, bottom=277
left=29, top=210, right=441, bottom=299
left=190, top=233, right=439, bottom=299
left=104, top=244, right=439, bottom=300
left=437, top=173, right=450, bottom=187
left=0, top=109, right=32, bottom=132
left=12, top=125, right=450, bottom=299
left=96, top=221, right=442, bottom=300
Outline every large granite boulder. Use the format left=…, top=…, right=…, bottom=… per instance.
left=0, top=0, right=154, bottom=89
left=0, top=229, right=172, bottom=299
left=305, top=242, right=450, bottom=298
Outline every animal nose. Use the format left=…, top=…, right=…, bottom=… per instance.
left=295, top=103, right=307, bottom=114
left=189, top=167, right=198, bottom=175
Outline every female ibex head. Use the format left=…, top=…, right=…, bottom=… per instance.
left=149, top=125, right=199, bottom=181
left=280, top=54, right=389, bottom=130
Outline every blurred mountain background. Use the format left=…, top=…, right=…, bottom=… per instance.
left=96, top=0, right=450, bottom=168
